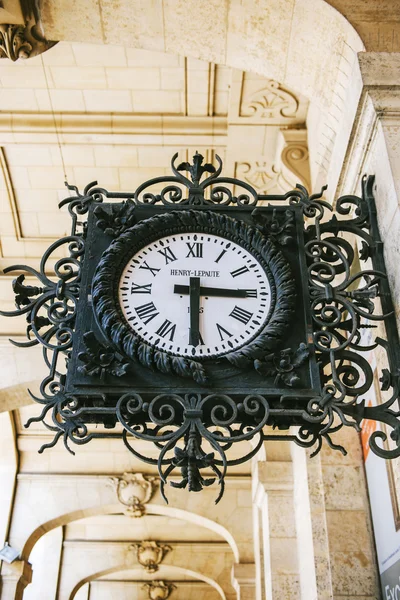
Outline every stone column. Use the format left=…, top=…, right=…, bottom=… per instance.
left=252, top=447, right=300, bottom=600
left=0, top=559, right=32, bottom=600
left=337, top=52, right=400, bottom=325
left=292, top=445, right=333, bottom=600
left=231, top=563, right=256, bottom=600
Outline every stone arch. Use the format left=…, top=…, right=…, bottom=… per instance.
left=70, top=565, right=226, bottom=600
left=21, top=502, right=240, bottom=563
left=40, top=0, right=365, bottom=193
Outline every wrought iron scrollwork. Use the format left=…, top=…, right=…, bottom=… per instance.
left=117, top=391, right=270, bottom=503
left=2, top=150, right=400, bottom=502
left=293, top=175, right=400, bottom=459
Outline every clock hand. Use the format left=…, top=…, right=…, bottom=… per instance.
left=188, top=277, right=201, bottom=347
left=174, top=284, right=247, bottom=298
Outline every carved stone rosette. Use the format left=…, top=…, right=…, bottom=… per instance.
left=0, top=2, right=56, bottom=61
left=130, top=541, right=171, bottom=573
left=108, top=473, right=157, bottom=518
left=143, top=581, right=176, bottom=600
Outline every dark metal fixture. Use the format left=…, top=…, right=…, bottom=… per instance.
left=1, top=152, right=399, bottom=503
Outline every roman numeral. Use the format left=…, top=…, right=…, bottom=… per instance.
left=230, top=265, right=249, bottom=278
left=135, top=302, right=159, bottom=324
left=186, top=242, right=203, bottom=258
left=155, top=319, right=176, bottom=341
left=230, top=305, right=253, bottom=325
left=157, top=246, right=177, bottom=264
left=139, top=261, right=160, bottom=277
left=130, top=282, right=152, bottom=294
left=216, top=323, right=232, bottom=341
left=245, top=289, right=258, bottom=298
left=215, top=249, right=227, bottom=263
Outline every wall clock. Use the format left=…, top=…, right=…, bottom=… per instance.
left=92, top=209, right=296, bottom=383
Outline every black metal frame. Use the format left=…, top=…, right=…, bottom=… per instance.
left=2, top=152, right=399, bottom=503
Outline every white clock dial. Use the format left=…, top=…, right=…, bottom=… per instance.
left=118, top=232, right=272, bottom=358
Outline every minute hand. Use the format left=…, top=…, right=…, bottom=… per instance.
left=174, top=284, right=247, bottom=298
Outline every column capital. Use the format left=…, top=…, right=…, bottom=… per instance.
left=232, top=562, right=257, bottom=599
left=1, top=559, right=32, bottom=599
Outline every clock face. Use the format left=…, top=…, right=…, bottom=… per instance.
left=118, top=232, right=272, bottom=359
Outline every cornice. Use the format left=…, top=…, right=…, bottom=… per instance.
left=0, top=113, right=228, bottom=137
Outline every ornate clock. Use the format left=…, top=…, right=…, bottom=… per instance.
left=92, top=210, right=296, bottom=383
left=3, top=152, right=398, bottom=502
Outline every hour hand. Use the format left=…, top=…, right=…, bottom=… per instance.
left=174, top=284, right=247, bottom=298
left=189, top=277, right=201, bottom=347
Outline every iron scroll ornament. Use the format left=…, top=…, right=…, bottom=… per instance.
left=1, top=151, right=400, bottom=503
left=92, top=209, right=296, bottom=383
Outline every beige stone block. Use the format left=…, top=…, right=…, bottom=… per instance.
left=106, top=67, right=160, bottom=90
left=187, top=93, right=209, bottom=116
left=1, top=236, right=26, bottom=257
left=27, top=166, right=66, bottom=189
left=72, top=42, right=127, bottom=67
left=72, top=166, right=120, bottom=189
left=137, top=146, right=181, bottom=168
left=41, top=0, right=103, bottom=42
left=38, top=212, right=70, bottom=237
left=41, top=42, right=77, bottom=66
left=100, top=0, right=165, bottom=51
left=34, top=89, right=52, bottom=112
left=83, top=90, right=132, bottom=112
left=164, top=0, right=227, bottom=64
left=268, top=494, right=296, bottom=537
left=51, top=145, right=95, bottom=167
left=7, top=166, right=31, bottom=189
left=272, top=574, right=300, bottom=599
left=126, top=48, right=181, bottom=68
left=215, top=65, right=231, bottom=90
left=226, top=0, right=292, bottom=79
left=322, top=465, right=366, bottom=510
left=4, top=146, right=53, bottom=167
left=0, top=89, right=38, bottom=111
left=13, top=189, right=60, bottom=213
left=0, top=212, right=15, bottom=235
left=132, top=90, right=182, bottom=113
left=320, top=425, right=363, bottom=466
left=270, top=538, right=298, bottom=572
left=187, top=58, right=210, bottom=72
left=0, top=65, right=48, bottom=89
left=359, top=53, right=400, bottom=87
left=49, top=89, right=86, bottom=112
left=330, top=551, right=378, bottom=596
left=214, top=91, right=229, bottom=116
left=94, top=146, right=138, bottom=168
left=19, top=212, right=40, bottom=237
left=51, top=66, right=107, bottom=90
left=161, top=67, right=185, bottom=91
left=326, top=510, right=373, bottom=553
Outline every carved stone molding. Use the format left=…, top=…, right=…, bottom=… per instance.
left=235, top=161, right=293, bottom=195
left=0, top=1, right=56, bottom=61
left=240, top=80, right=298, bottom=119
left=130, top=541, right=172, bottom=573
left=280, top=129, right=311, bottom=189
left=143, top=581, right=176, bottom=600
left=108, top=473, right=157, bottom=518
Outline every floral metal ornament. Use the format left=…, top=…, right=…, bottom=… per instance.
left=143, top=581, right=176, bottom=600
left=109, top=473, right=157, bottom=517
left=130, top=541, right=171, bottom=573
